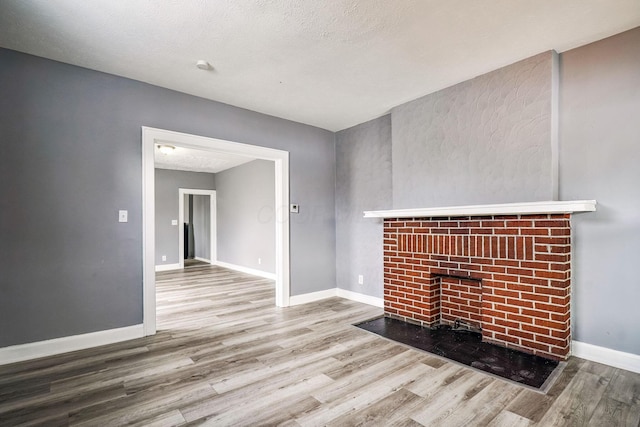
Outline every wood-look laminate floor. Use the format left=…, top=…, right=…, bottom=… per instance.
left=1, top=265, right=639, bottom=426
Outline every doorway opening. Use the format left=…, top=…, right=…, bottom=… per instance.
left=179, top=189, right=216, bottom=269
left=142, top=127, right=290, bottom=337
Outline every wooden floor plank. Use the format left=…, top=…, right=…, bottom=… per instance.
left=324, top=388, right=422, bottom=426
left=425, top=377, right=523, bottom=426
left=296, top=362, right=434, bottom=426
left=408, top=371, right=495, bottom=425
left=179, top=358, right=342, bottom=422
left=605, top=369, right=640, bottom=406
left=588, top=395, right=640, bottom=427
left=536, top=366, right=614, bottom=426
left=0, top=265, right=638, bottom=426
left=486, top=411, right=532, bottom=427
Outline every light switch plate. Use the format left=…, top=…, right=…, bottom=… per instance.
left=290, top=204, right=299, bottom=213
left=118, top=210, right=128, bottom=223
left=171, top=219, right=178, bottom=225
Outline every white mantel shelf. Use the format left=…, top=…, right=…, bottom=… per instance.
left=363, top=200, right=597, bottom=219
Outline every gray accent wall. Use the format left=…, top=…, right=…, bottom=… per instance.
left=392, top=52, right=556, bottom=208
left=216, top=160, right=275, bottom=274
left=154, top=169, right=215, bottom=266
left=335, top=53, right=558, bottom=301
left=0, top=48, right=335, bottom=348
left=336, top=116, right=392, bottom=297
left=559, top=28, right=640, bottom=355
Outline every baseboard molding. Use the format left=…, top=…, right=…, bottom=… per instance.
left=289, top=288, right=337, bottom=306
left=572, top=340, right=640, bottom=374
left=289, top=288, right=384, bottom=308
left=0, top=324, right=144, bottom=366
left=215, top=261, right=276, bottom=280
left=195, top=257, right=211, bottom=263
left=337, top=289, right=385, bottom=308
left=155, top=263, right=180, bottom=272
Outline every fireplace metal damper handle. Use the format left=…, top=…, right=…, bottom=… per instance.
left=451, top=318, right=482, bottom=334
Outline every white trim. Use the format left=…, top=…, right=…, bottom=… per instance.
left=0, top=325, right=144, bottom=365
left=179, top=188, right=216, bottom=269
left=215, top=261, right=277, bottom=280
left=142, top=128, right=157, bottom=336
left=289, top=288, right=337, bottom=306
left=155, top=263, right=181, bottom=272
left=364, top=200, right=597, bottom=219
left=288, top=288, right=385, bottom=308
left=274, top=155, right=290, bottom=307
left=337, top=289, right=385, bottom=308
left=194, top=256, right=211, bottom=263
left=142, top=127, right=291, bottom=338
left=572, top=341, right=640, bottom=374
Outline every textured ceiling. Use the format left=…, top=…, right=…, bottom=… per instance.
left=155, top=145, right=255, bottom=174
left=0, top=1, right=639, bottom=131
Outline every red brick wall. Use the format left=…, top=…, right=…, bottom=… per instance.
left=383, top=214, right=571, bottom=360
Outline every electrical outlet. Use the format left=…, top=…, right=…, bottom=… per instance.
left=162, top=255, right=167, bottom=261
left=258, top=258, right=262, bottom=265
left=358, top=275, right=364, bottom=285
left=118, top=210, right=128, bottom=222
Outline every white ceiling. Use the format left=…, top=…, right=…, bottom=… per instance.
left=154, top=145, right=255, bottom=174
left=0, top=1, right=639, bottom=131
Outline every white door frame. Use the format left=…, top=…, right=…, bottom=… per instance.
left=142, top=126, right=290, bottom=336
left=179, top=189, right=216, bottom=268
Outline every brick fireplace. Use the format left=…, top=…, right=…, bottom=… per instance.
left=365, top=201, right=596, bottom=361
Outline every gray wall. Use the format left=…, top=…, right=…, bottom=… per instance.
left=216, top=160, right=276, bottom=274
left=335, top=52, right=557, bottom=301
left=155, top=169, right=215, bottom=266
left=559, top=28, right=640, bottom=355
left=192, top=195, right=211, bottom=261
left=392, top=52, right=556, bottom=208
left=336, top=116, right=392, bottom=297
left=0, top=48, right=335, bottom=348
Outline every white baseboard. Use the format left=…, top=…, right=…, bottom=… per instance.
left=572, top=341, right=640, bottom=374
left=337, top=289, right=385, bottom=308
left=288, top=287, right=384, bottom=308
left=215, top=261, right=276, bottom=280
left=289, top=288, right=337, bottom=306
left=195, top=256, right=211, bottom=263
left=0, top=324, right=144, bottom=366
left=155, top=263, right=180, bottom=272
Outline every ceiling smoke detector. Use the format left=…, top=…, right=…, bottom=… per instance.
left=196, top=60, right=212, bottom=70
left=157, top=144, right=176, bottom=155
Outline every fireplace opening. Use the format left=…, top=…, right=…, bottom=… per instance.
left=437, top=275, right=482, bottom=333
